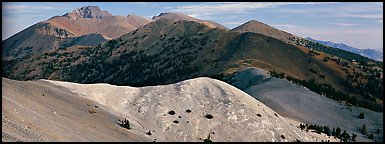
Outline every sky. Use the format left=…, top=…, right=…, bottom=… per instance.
left=2, top=2, right=383, bottom=51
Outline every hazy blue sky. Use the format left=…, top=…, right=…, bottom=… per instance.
left=2, top=2, right=383, bottom=51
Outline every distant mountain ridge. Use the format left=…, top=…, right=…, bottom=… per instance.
left=47, top=6, right=151, bottom=39
left=63, top=6, right=112, bottom=19
left=152, top=12, right=228, bottom=29
left=2, top=6, right=151, bottom=60
left=231, top=20, right=297, bottom=42
left=2, top=5, right=382, bottom=114
left=305, top=37, right=383, bottom=61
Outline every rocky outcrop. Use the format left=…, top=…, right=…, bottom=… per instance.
left=63, top=6, right=112, bottom=19
left=2, top=6, right=150, bottom=59
left=35, top=23, right=77, bottom=39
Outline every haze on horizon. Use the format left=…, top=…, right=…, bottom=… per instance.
left=2, top=2, right=383, bottom=51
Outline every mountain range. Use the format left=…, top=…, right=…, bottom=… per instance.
left=2, top=6, right=383, bottom=142
left=306, top=37, right=383, bottom=62
left=2, top=6, right=150, bottom=60
left=3, top=5, right=382, bottom=110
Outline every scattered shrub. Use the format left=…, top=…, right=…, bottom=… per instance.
left=358, top=112, right=365, bottom=119
left=203, top=133, right=212, bottom=142
left=146, top=130, right=152, bottom=135
left=368, top=133, right=374, bottom=139
left=205, top=114, right=213, bottom=119
left=351, top=133, right=357, bottom=142
left=319, top=74, right=326, bottom=79
left=309, top=68, right=317, bottom=74
left=168, top=110, right=176, bottom=115
left=361, top=124, right=368, bottom=135
left=336, top=127, right=341, bottom=138
left=322, top=57, right=330, bottom=62
left=119, top=118, right=131, bottom=130
left=299, top=124, right=306, bottom=130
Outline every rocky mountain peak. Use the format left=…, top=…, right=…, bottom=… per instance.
left=63, top=6, right=112, bottom=19
left=151, top=12, right=196, bottom=21
left=248, top=20, right=259, bottom=23
left=244, top=20, right=268, bottom=27
left=35, top=23, right=77, bottom=38
left=231, top=19, right=294, bottom=41
left=152, top=12, right=168, bottom=19
left=158, top=12, right=167, bottom=16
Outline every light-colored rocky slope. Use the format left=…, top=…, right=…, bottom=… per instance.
left=47, top=6, right=151, bottom=39
left=3, top=77, right=315, bottom=142
left=229, top=67, right=383, bottom=142
left=2, top=77, right=151, bottom=142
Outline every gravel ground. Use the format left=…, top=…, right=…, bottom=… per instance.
left=230, top=67, right=383, bottom=142
left=3, top=77, right=316, bottom=142
left=4, top=75, right=368, bottom=142
left=2, top=77, right=151, bottom=142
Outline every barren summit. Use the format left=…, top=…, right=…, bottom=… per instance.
left=152, top=12, right=228, bottom=29
left=231, top=20, right=295, bottom=42
left=2, top=77, right=315, bottom=142
left=47, top=6, right=150, bottom=39
left=63, top=6, right=112, bottom=19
